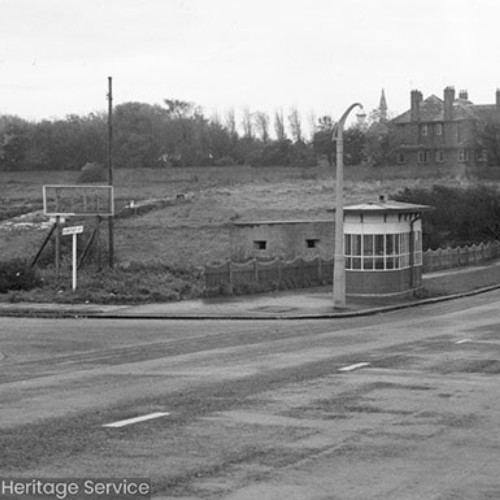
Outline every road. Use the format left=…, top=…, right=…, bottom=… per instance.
left=1, top=291, right=500, bottom=499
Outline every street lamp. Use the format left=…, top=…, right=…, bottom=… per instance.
left=333, top=102, right=363, bottom=308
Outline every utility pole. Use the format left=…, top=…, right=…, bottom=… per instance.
left=107, top=76, right=114, bottom=268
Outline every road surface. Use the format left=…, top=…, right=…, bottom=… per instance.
left=1, top=291, right=500, bottom=499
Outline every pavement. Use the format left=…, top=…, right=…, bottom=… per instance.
left=2, top=263, right=500, bottom=320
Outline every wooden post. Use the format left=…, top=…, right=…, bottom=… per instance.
left=228, top=260, right=233, bottom=293
left=107, top=76, right=114, bottom=268
left=96, top=216, right=102, bottom=271
left=55, top=215, right=61, bottom=279
left=31, top=223, right=57, bottom=268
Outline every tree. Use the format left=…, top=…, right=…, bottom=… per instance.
left=308, top=110, right=318, bottom=141
left=254, top=111, right=270, bottom=143
left=241, top=107, right=254, bottom=139
left=475, top=119, right=500, bottom=166
left=393, top=185, right=500, bottom=249
left=288, top=107, right=303, bottom=143
left=0, top=117, right=31, bottom=171
left=312, top=115, right=335, bottom=165
left=343, top=127, right=366, bottom=166
left=274, top=109, right=286, bottom=141
left=114, top=102, right=168, bottom=169
left=225, top=108, right=237, bottom=139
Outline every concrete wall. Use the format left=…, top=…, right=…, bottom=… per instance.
left=229, top=220, right=334, bottom=262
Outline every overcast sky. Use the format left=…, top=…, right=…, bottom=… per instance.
left=1, top=0, right=500, bottom=127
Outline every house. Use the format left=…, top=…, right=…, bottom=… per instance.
left=391, top=86, right=500, bottom=171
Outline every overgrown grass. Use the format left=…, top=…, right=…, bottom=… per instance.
left=1, top=262, right=204, bottom=304
left=0, top=164, right=490, bottom=303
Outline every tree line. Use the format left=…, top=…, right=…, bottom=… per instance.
left=0, top=99, right=392, bottom=172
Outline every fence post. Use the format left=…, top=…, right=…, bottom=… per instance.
left=318, top=257, right=322, bottom=283
left=254, top=258, right=258, bottom=283
left=228, top=260, right=234, bottom=294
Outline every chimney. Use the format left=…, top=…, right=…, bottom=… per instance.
left=458, top=89, right=468, bottom=100
left=444, top=86, right=455, bottom=120
left=496, top=89, right=500, bottom=109
left=410, top=90, right=422, bottom=121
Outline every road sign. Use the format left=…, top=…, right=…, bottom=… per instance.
left=61, top=225, right=84, bottom=290
left=62, top=225, right=84, bottom=236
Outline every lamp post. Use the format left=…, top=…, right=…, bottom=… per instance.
left=333, top=102, right=363, bottom=308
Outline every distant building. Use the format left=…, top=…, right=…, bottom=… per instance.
left=391, top=86, right=500, bottom=171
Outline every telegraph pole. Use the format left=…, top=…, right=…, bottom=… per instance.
left=107, top=76, right=114, bottom=268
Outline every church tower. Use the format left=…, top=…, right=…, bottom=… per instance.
left=379, top=88, right=388, bottom=122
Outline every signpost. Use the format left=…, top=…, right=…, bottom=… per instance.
left=62, top=225, right=84, bottom=290
left=39, top=185, right=114, bottom=274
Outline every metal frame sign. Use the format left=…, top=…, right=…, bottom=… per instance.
left=43, top=185, right=114, bottom=217
left=62, top=225, right=84, bottom=236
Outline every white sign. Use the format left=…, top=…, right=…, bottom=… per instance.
left=62, top=225, right=84, bottom=236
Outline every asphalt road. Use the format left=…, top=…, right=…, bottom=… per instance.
left=1, top=291, right=500, bottom=499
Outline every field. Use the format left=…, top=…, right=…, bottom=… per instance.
left=0, top=164, right=480, bottom=303
left=1, top=164, right=473, bottom=265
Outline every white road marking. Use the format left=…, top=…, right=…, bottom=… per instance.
left=456, top=339, right=500, bottom=345
left=338, top=362, right=370, bottom=372
left=103, top=412, right=170, bottom=428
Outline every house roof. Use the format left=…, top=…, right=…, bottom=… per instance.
left=392, top=94, right=499, bottom=124
left=232, top=219, right=332, bottom=227
left=343, top=200, right=434, bottom=214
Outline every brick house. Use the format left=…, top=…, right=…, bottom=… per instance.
left=391, top=87, right=500, bottom=171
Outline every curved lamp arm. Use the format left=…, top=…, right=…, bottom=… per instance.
left=332, top=103, right=363, bottom=140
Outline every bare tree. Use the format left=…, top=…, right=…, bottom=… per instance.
left=241, top=107, right=254, bottom=139
left=308, top=110, right=318, bottom=141
left=254, top=111, right=270, bottom=142
left=225, top=108, right=237, bottom=137
left=274, top=109, right=286, bottom=141
left=288, top=107, right=303, bottom=143
left=210, top=109, right=221, bottom=126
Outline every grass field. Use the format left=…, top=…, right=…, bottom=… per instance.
left=0, top=164, right=479, bottom=303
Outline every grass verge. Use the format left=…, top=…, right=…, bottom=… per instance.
left=0, top=262, right=204, bottom=304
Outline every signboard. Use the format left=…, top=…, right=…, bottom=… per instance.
left=43, top=185, right=114, bottom=217
left=62, top=225, right=84, bottom=236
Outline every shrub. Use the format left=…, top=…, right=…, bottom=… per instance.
left=392, top=184, right=500, bottom=249
left=78, top=162, right=107, bottom=183
left=213, top=156, right=236, bottom=167
left=0, top=259, right=41, bottom=293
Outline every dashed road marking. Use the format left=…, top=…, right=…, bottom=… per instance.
left=456, top=339, right=500, bottom=345
left=103, top=412, right=170, bottom=428
left=338, top=362, right=370, bottom=372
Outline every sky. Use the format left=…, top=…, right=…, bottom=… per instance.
left=1, top=0, right=500, bottom=131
